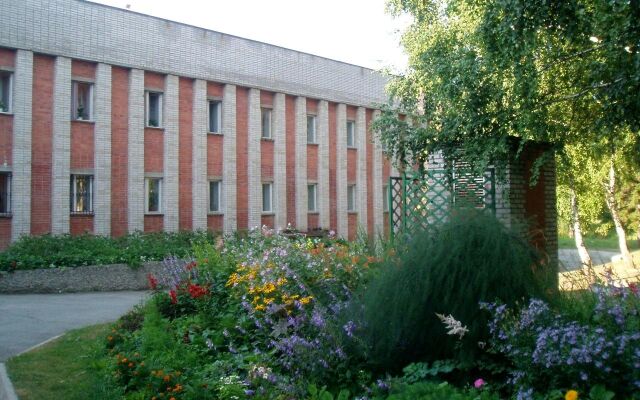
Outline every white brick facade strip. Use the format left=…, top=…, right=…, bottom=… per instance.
left=127, top=69, right=145, bottom=232
left=273, top=93, right=287, bottom=230
left=222, top=84, right=237, bottom=233
left=163, top=75, right=180, bottom=232
left=356, top=107, right=367, bottom=230
left=247, top=88, right=262, bottom=230
left=336, top=104, right=348, bottom=238
left=11, top=50, right=33, bottom=241
left=318, top=100, right=330, bottom=229
left=294, top=97, right=307, bottom=232
left=372, top=110, right=383, bottom=236
left=94, top=63, right=112, bottom=236
left=191, top=79, right=208, bottom=231
left=51, top=56, right=71, bottom=234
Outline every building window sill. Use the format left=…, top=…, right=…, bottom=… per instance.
left=261, top=137, right=274, bottom=142
left=0, top=111, right=13, bottom=116
left=0, top=213, right=12, bottom=218
left=145, top=126, right=164, bottom=131
left=207, top=212, right=224, bottom=216
left=71, top=212, right=94, bottom=216
left=144, top=212, right=164, bottom=216
left=261, top=212, right=275, bottom=216
left=208, top=131, right=223, bottom=135
left=72, top=119, right=95, bottom=124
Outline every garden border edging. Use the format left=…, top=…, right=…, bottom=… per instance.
left=0, top=262, right=164, bottom=294
left=0, top=363, right=18, bottom=400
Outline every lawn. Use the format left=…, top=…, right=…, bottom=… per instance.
left=5, top=324, right=121, bottom=400
left=558, top=233, right=640, bottom=251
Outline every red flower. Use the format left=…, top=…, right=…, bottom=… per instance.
left=147, top=274, right=158, bottom=290
left=187, top=283, right=208, bottom=299
left=169, top=290, right=178, bottom=304
left=185, top=261, right=197, bottom=271
left=629, top=282, right=638, bottom=296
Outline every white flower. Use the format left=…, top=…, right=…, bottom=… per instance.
left=436, top=313, right=469, bottom=339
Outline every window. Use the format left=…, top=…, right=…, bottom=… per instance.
left=0, top=71, right=12, bottom=113
left=72, top=81, right=93, bottom=120
left=208, top=100, right=222, bottom=133
left=346, top=121, right=356, bottom=147
left=307, top=115, right=317, bottom=144
left=261, top=108, right=272, bottom=139
left=145, top=91, right=163, bottom=128
left=307, top=183, right=317, bottom=212
left=0, top=173, right=11, bottom=214
left=347, top=184, right=357, bottom=212
left=383, top=185, right=389, bottom=212
left=70, top=174, right=93, bottom=214
left=262, top=182, right=273, bottom=213
left=145, top=177, right=162, bottom=213
left=209, top=180, right=222, bottom=212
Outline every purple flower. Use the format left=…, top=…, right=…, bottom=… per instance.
left=343, top=320, right=357, bottom=337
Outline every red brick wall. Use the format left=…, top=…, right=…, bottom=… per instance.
left=31, top=54, right=54, bottom=235
left=306, top=98, right=318, bottom=114
left=261, top=140, right=274, bottom=180
left=207, top=82, right=224, bottom=98
left=0, top=219, right=10, bottom=250
left=307, top=145, right=318, bottom=181
left=207, top=215, right=223, bottom=232
left=308, top=214, right=319, bottom=230
left=366, top=109, right=374, bottom=236
left=348, top=214, right=357, bottom=240
left=347, top=149, right=357, bottom=183
left=144, top=72, right=164, bottom=90
left=144, top=215, right=163, bottom=232
left=207, top=134, right=223, bottom=176
left=111, top=67, right=129, bottom=237
left=328, top=102, right=337, bottom=232
left=235, top=87, right=249, bottom=230
left=260, top=91, right=274, bottom=107
left=144, top=128, right=163, bottom=173
left=261, top=215, right=274, bottom=228
left=178, top=77, right=193, bottom=230
left=285, top=95, right=296, bottom=226
left=70, top=122, right=94, bottom=169
left=71, top=60, right=95, bottom=79
left=0, top=115, right=12, bottom=166
left=0, top=49, right=15, bottom=67
left=70, top=215, right=93, bottom=235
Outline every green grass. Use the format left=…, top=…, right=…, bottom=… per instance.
left=5, top=324, right=121, bottom=400
left=558, top=234, right=640, bottom=251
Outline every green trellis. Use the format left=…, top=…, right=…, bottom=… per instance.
left=388, top=169, right=496, bottom=239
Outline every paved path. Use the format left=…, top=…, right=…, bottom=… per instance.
left=0, top=291, right=148, bottom=361
left=558, top=249, right=620, bottom=271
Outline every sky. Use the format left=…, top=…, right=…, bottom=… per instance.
left=89, top=0, right=411, bottom=72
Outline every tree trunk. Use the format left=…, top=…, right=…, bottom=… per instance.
left=603, top=161, right=635, bottom=269
left=569, top=176, right=592, bottom=271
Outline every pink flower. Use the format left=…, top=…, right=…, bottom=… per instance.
left=474, top=378, right=485, bottom=389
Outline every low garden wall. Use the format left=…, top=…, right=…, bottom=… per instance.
left=0, top=262, right=164, bottom=294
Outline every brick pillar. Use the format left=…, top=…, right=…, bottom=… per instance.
left=247, top=88, right=262, bottom=229
left=192, top=79, right=207, bottom=231
left=356, top=107, right=367, bottom=230
left=273, top=93, right=287, bottom=230
left=163, top=75, right=179, bottom=232
left=336, top=103, right=348, bottom=238
left=51, top=56, right=71, bottom=234
left=11, top=50, right=33, bottom=241
left=372, top=109, right=384, bottom=236
left=295, top=96, right=308, bottom=231
left=222, top=84, right=237, bottom=233
left=318, top=100, right=330, bottom=229
left=94, top=63, right=112, bottom=236
left=127, top=69, right=145, bottom=232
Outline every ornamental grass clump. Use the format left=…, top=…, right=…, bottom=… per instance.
left=354, top=210, right=551, bottom=372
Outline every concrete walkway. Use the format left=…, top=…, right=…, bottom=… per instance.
left=558, top=249, right=620, bottom=271
left=0, top=291, right=149, bottom=362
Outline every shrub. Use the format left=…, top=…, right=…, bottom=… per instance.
left=353, top=210, right=551, bottom=372
left=382, top=381, right=500, bottom=400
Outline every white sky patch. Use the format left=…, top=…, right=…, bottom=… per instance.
left=89, top=0, right=411, bottom=73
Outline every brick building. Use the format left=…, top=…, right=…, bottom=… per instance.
left=0, top=0, right=399, bottom=248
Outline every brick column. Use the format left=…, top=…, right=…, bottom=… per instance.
left=273, top=93, right=287, bottom=230
left=163, top=75, right=179, bottom=232
left=127, top=69, right=145, bottom=232
left=318, top=100, right=330, bottom=229
left=222, top=84, right=237, bottom=233
left=192, top=79, right=207, bottom=231
left=247, top=88, right=262, bottom=229
left=11, top=50, right=33, bottom=241
left=94, top=63, right=112, bottom=236
left=356, top=107, right=367, bottom=230
left=336, top=103, right=348, bottom=238
left=51, top=56, right=71, bottom=234
left=295, top=96, right=308, bottom=231
left=372, top=110, right=383, bottom=236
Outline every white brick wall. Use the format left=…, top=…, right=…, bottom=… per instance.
left=356, top=107, right=367, bottom=230
left=318, top=100, right=330, bottom=229
left=127, top=69, right=145, bottom=232
left=247, top=88, right=262, bottom=229
left=163, top=75, right=180, bottom=232
left=11, top=50, right=33, bottom=241
left=273, top=93, right=287, bottom=230
left=372, top=110, right=383, bottom=236
left=191, top=79, right=208, bottom=230
left=222, top=84, right=237, bottom=233
left=295, top=97, right=307, bottom=231
left=336, top=104, right=348, bottom=238
left=51, top=56, right=71, bottom=234
left=94, top=63, right=112, bottom=236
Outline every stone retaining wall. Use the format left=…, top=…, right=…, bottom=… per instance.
left=0, top=262, right=164, bottom=294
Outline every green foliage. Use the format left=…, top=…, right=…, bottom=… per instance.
left=0, top=231, right=214, bottom=271
left=383, top=381, right=499, bottom=400
left=307, top=384, right=350, bottom=400
left=353, top=210, right=550, bottom=371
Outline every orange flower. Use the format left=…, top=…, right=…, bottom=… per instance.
left=163, top=375, right=171, bottom=382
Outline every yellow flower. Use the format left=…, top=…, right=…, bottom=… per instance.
left=276, top=277, right=288, bottom=286
left=263, top=297, right=274, bottom=304
left=226, top=273, right=240, bottom=287
left=300, top=296, right=313, bottom=305
left=255, top=304, right=266, bottom=311
left=565, top=390, right=578, bottom=400
left=263, top=282, right=276, bottom=293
